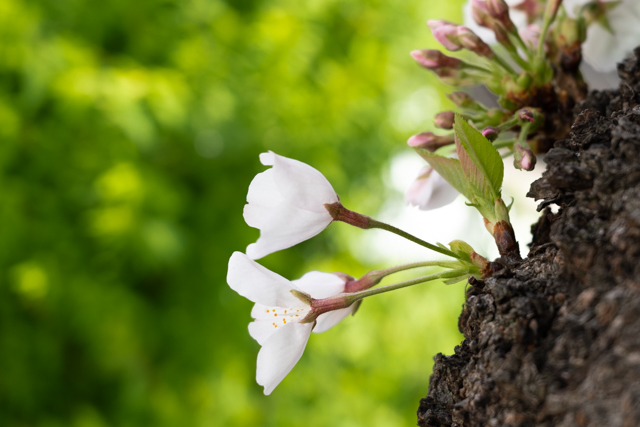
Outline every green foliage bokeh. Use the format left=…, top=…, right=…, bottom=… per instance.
left=0, top=0, right=465, bottom=425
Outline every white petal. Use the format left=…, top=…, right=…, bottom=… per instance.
left=292, top=271, right=346, bottom=299
left=269, top=152, right=339, bottom=213
left=256, top=321, right=313, bottom=395
left=243, top=152, right=338, bottom=259
left=246, top=168, right=283, bottom=209
left=313, top=306, right=354, bottom=333
left=405, top=167, right=458, bottom=210
left=226, top=252, right=300, bottom=307
left=244, top=203, right=332, bottom=260
left=249, top=320, right=279, bottom=346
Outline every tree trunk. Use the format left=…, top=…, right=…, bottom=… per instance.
left=417, top=49, right=640, bottom=427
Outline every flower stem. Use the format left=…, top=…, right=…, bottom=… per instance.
left=504, top=46, right=530, bottom=71
left=345, top=269, right=470, bottom=304
left=512, top=32, right=532, bottom=60
left=367, top=218, right=459, bottom=259
left=537, top=0, right=561, bottom=60
left=491, top=54, right=518, bottom=77
left=345, top=260, right=464, bottom=293
left=325, top=202, right=460, bottom=259
left=493, top=139, right=515, bottom=150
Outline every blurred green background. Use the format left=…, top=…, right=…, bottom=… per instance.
left=0, top=0, right=467, bottom=426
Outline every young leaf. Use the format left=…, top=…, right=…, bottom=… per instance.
left=414, top=148, right=473, bottom=199
left=449, top=240, right=474, bottom=261
left=453, top=114, right=504, bottom=200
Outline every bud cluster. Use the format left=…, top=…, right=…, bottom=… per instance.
left=409, top=0, right=599, bottom=174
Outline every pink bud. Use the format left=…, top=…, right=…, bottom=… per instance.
left=410, top=49, right=462, bottom=70
left=407, top=132, right=454, bottom=152
left=512, top=0, right=543, bottom=25
left=427, top=20, right=463, bottom=51
left=518, top=109, right=535, bottom=123
left=482, top=126, right=499, bottom=141
left=513, top=142, right=537, bottom=171
left=486, top=0, right=515, bottom=32
left=471, top=0, right=492, bottom=27
left=456, top=26, right=495, bottom=59
left=434, top=111, right=455, bottom=130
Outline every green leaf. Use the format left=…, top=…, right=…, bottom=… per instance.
left=448, top=240, right=474, bottom=261
left=453, top=114, right=503, bottom=200
left=414, top=148, right=473, bottom=199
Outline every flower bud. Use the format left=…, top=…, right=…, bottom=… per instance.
left=512, top=0, right=543, bottom=25
left=556, top=16, right=586, bottom=48
left=513, top=142, right=537, bottom=171
left=447, top=91, right=483, bottom=110
left=517, top=108, right=535, bottom=123
left=434, top=111, right=455, bottom=129
left=410, top=49, right=462, bottom=70
left=428, top=20, right=463, bottom=51
left=486, top=0, right=515, bottom=32
left=457, top=26, right=494, bottom=58
left=482, top=126, right=499, bottom=141
left=471, top=0, right=492, bottom=27
left=407, top=132, right=454, bottom=152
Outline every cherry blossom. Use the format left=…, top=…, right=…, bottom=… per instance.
left=405, top=166, right=459, bottom=210
left=243, top=152, right=339, bottom=260
left=227, top=252, right=355, bottom=394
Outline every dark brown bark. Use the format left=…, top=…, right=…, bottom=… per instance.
left=417, top=48, right=640, bottom=427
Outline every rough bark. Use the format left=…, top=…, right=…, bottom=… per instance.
left=417, top=48, right=640, bottom=427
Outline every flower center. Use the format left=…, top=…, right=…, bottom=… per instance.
left=262, top=306, right=310, bottom=328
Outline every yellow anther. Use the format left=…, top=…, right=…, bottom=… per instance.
left=283, top=319, right=286, bottom=324
left=274, top=313, right=277, bottom=317
left=284, top=310, right=287, bottom=314
left=266, top=309, right=270, bottom=313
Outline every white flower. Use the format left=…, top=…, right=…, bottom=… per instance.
left=463, top=0, right=528, bottom=45
left=243, top=151, right=339, bottom=260
left=405, top=166, right=459, bottom=210
left=227, top=252, right=355, bottom=395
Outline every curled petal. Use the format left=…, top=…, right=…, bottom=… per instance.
left=405, top=167, right=459, bottom=210
left=256, top=321, right=314, bottom=395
